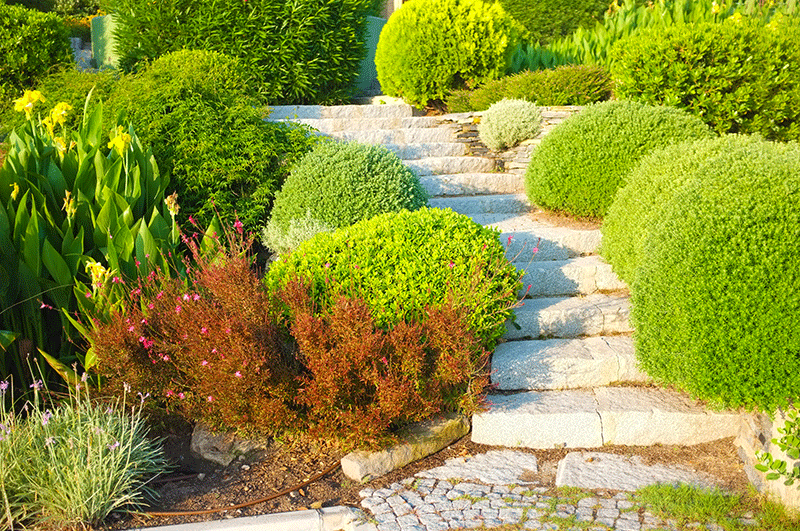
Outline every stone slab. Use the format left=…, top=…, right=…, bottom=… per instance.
left=596, top=387, right=742, bottom=446
left=384, top=142, right=468, bottom=160
left=277, top=116, right=441, bottom=133
left=516, top=255, right=627, bottom=297
left=334, top=127, right=457, bottom=145
left=492, top=336, right=648, bottom=391
left=505, top=294, right=632, bottom=340
left=267, top=103, right=413, bottom=120
left=555, top=451, right=717, bottom=491
left=341, top=414, right=470, bottom=482
left=471, top=391, right=603, bottom=448
left=429, top=194, right=531, bottom=215
left=190, top=422, right=269, bottom=467
left=415, top=450, right=539, bottom=485
left=406, top=156, right=497, bottom=176
left=421, top=173, right=524, bottom=197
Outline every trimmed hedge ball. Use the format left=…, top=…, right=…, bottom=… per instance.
left=524, top=100, right=713, bottom=218
left=478, top=98, right=542, bottom=151
left=601, top=134, right=766, bottom=285
left=268, top=140, right=428, bottom=235
left=264, top=207, right=521, bottom=348
left=631, top=139, right=800, bottom=411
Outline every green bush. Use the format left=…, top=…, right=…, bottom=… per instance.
left=631, top=140, right=800, bottom=411
left=498, top=0, right=609, bottom=45
left=478, top=98, right=542, bottom=151
left=374, top=0, right=523, bottom=108
left=264, top=207, right=521, bottom=348
left=105, top=50, right=316, bottom=234
left=0, top=4, right=73, bottom=109
left=266, top=140, right=428, bottom=240
left=446, top=65, right=612, bottom=112
left=601, top=134, right=765, bottom=285
left=611, top=19, right=800, bottom=141
left=524, top=100, right=713, bottom=218
left=108, top=0, right=373, bottom=104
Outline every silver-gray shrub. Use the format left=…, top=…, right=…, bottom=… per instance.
left=478, top=98, right=543, bottom=151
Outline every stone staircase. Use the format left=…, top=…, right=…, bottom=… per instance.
left=266, top=102, right=742, bottom=453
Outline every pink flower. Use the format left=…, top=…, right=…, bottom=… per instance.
left=147, top=303, right=154, bottom=309
left=162, top=355, right=170, bottom=362
left=175, top=305, right=182, bottom=313
left=380, top=356, right=388, bottom=365
left=532, top=247, right=539, bottom=254
left=211, top=348, right=218, bottom=354
left=324, top=262, right=331, bottom=268
left=141, top=318, right=148, bottom=325
left=178, top=392, right=185, bottom=399
left=131, top=288, right=141, bottom=296
left=85, top=292, right=91, bottom=298
left=201, top=360, right=208, bottom=366
left=182, top=293, right=190, bottom=301
left=156, top=291, right=163, bottom=299
left=234, top=219, right=244, bottom=235
left=128, top=326, right=135, bottom=333
left=166, top=390, right=174, bottom=397
left=192, top=293, right=200, bottom=301
left=235, top=371, right=242, bottom=378
left=448, top=261, right=454, bottom=269
left=507, top=235, right=514, bottom=246
left=112, top=276, right=122, bottom=284
left=188, top=215, right=197, bottom=226
left=135, top=259, right=141, bottom=267
left=207, top=395, right=214, bottom=402
left=201, top=327, right=208, bottom=334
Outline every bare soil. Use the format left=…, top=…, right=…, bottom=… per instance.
left=105, top=415, right=750, bottom=530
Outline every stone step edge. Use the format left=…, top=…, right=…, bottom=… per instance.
left=471, top=386, right=742, bottom=449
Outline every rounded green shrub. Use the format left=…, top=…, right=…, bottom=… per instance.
left=264, top=207, right=521, bottom=348
left=632, top=140, right=800, bottom=411
left=267, top=140, right=428, bottom=237
left=611, top=19, right=800, bottom=142
left=478, top=98, right=542, bottom=151
left=525, top=100, right=713, bottom=218
left=447, top=65, right=612, bottom=112
left=105, top=50, right=316, bottom=233
left=0, top=4, right=73, bottom=109
left=601, top=134, right=766, bottom=285
left=375, top=0, right=523, bottom=108
left=109, top=0, right=373, bottom=104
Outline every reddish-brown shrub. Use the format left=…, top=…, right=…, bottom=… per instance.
left=282, top=278, right=491, bottom=449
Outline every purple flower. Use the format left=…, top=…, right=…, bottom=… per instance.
left=108, top=440, right=120, bottom=451
left=29, top=380, right=42, bottom=391
left=0, top=381, right=8, bottom=394
left=41, top=410, right=52, bottom=426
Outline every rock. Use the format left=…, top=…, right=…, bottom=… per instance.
left=555, top=451, right=717, bottom=491
left=415, top=450, right=539, bottom=485
left=341, top=414, right=470, bottom=482
left=190, top=421, right=268, bottom=467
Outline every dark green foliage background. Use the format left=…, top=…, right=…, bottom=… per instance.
left=265, top=208, right=521, bottom=349
left=524, top=100, right=713, bottom=218
left=498, top=0, right=610, bottom=45
left=631, top=141, right=800, bottom=411
left=269, top=140, right=428, bottom=233
left=375, top=0, right=522, bottom=107
left=0, top=4, right=73, bottom=109
left=611, top=20, right=800, bottom=142
left=446, top=65, right=612, bottom=112
left=108, top=0, right=373, bottom=104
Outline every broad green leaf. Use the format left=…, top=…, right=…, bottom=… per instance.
left=135, top=221, right=158, bottom=271
left=200, top=215, right=223, bottom=256
left=41, top=349, right=81, bottom=388
left=22, top=208, right=41, bottom=276
left=42, top=238, right=73, bottom=289
left=0, top=330, right=16, bottom=352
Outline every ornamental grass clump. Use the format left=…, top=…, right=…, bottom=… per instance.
left=478, top=98, right=542, bottom=151
left=265, top=207, right=522, bottom=350
left=265, top=140, right=428, bottom=252
left=601, top=134, right=766, bottom=285
left=525, top=100, right=713, bottom=218
left=0, top=378, right=168, bottom=529
left=631, top=139, right=800, bottom=411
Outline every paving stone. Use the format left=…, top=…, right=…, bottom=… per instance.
left=506, top=294, right=632, bottom=340
left=415, top=449, right=539, bottom=484
left=472, top=390, right=603, bottom=448
left=377, top=522, right=401, bottom=531
left=597, top=387, right=742, bottom=446
left=334, top=126, right=458, bottom=145
left=406, top=156, right=496, bottom=176
left=429, top=193, right=531, bottom=215
left=266, top=103, right=414, bottom=120
left=556, top=452, right=717, bottom=491
left=421, top=172, right=524, bottom=196
left=492, top=336, right=646, bottom=391
left=597, top=508, right=620, bottom=519
left=517, top=255, right=626, bottom=297
left=498, top=507, right=525, bottom=522
left=383, top=142, right=469, bottom=160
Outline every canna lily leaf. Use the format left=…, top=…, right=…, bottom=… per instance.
left=42, top=238, right=73, bottom=289
left=40, top=348, right=81, bottom=388
left=22, top=207, right=41, bottom=277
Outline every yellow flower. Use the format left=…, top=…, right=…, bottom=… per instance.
left=49, top=102, right=73, bottom=128
left=54, top=136, right=68, bottom=155
left=107, top=126, right=132, bottom=157
left=729, top=11, right=743, bottom=23
left=13, top=90, right=46, bottom=119
left=42, top=116, right=55, bottom=137
left=711, top=1, right=721, bottom=15
left=10, top=183, right=19, bottom=201
left=62, top=190, right=77, bottom=219
left=85, top=259, right=108, bottom=288
left=164, top=192, right=180, bottom=217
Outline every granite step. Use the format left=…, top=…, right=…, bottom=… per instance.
left=383, top=142, right=469, bottom=159
left=406, top=156, right=497, bottom=176
left=273, top=116, right=442, bottom=133
left=267, top=103, right=414, bottom=120
left=505, top=294, right=632, bottom=340
left=516, top=255, right=627, bottom=297
left=331, top=127, right=459, bottom=145
left=421, top=172, right=524, bottom=197
left=429, top=194, right=531, bottom=215
left=491, top=336, right=648, bottom=391
left=472, top=387, right=741, bottom=448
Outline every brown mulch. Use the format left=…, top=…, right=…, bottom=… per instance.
left=105, top=415, right=751, bottom=530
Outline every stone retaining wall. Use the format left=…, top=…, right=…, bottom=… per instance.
left=436, top=106, right=583, bottom=174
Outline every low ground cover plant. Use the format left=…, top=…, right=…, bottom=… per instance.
left=478, top=98, right=542, bottom=151
left=264, top=140, right=428, bottom=253
left=0, top=378, right=168, bottom=529
left=375, top=0, right=523, bottom=108
left=265, top=207, right=522, bottom=349
left=600, top=134, right=765, bottom=285
left=611, top=18, right=800, bottom=141
left=0, top=3, right=73, bottom=108
left=525, top=100, right=713, bottom=218
left=108, top=0, right=373, bottom=104
left=631, top=139, right=800, bottom=411
left=447, top=65, right=612, bottom=112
